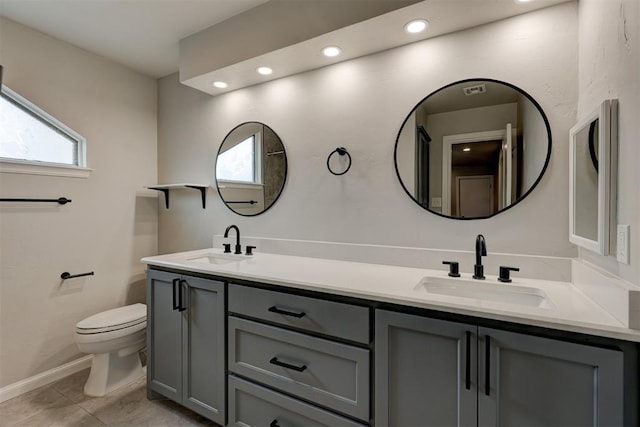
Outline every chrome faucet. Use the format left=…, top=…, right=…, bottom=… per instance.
left=473, top=234, right=487, bottom=280
left=224, top=224, right=242, bottom=254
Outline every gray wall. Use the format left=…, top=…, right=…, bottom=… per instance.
left=0, top=18, right=158, bottom=387
left=157, top=3, right=578, bottom=259
left=577, top=0, right=640, bottom=285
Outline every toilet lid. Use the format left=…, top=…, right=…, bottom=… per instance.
left=76, top=303, right=146, bottom=333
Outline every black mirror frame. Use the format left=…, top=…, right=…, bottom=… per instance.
left=215, top=121, right=288, bottom=217
left=393, top=78, right=552, bottom=220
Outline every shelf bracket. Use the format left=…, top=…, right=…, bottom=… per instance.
left=185, top=185, right=207, bottom=209
left=147, top=187, right=170, bottom=209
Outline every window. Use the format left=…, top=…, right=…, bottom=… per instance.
left=0, top=85, right=88, bottom=176
left=216, top=134, right=262, bottom=184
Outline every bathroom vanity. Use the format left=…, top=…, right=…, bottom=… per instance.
left=143, top=249, right=639, bottom=427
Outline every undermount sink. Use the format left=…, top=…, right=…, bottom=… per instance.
left=185, top=253, right=247, bottom=264
left=414, top=276, right=554, bottom=309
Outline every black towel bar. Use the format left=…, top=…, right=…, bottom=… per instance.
left=61, top=271, right=94, bottom=280
left=0, top=197, right=72, bottom=205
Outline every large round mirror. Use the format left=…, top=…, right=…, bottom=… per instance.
left=394, top=79, right=551, bottom=219
left=216, top=122, right=287, bottom=216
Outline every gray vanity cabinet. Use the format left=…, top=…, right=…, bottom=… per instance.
left=146, top=269, right=226, bottom=425
left=478, top=326, right=623, bottom=426
left=375, top=309, right=477, bottom=427
left=375, top=310, right=624, bottom=427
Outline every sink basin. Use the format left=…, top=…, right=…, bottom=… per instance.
left=414, top=276, right=553, bottom=308
left=185, top=253, right=247, bottom=264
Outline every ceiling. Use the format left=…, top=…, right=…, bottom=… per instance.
left=0, top=0, right=571, bottom=82
left=0, top=0, right=269, bottom=78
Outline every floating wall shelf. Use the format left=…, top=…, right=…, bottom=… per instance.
left=146, top=184, right=210, bottom=209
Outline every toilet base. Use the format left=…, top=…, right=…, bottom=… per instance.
left=83, top=351, right=145, bottom=397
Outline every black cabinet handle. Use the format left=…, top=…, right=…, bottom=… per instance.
left=465, top=331, right=471, bottom=390
left=269, top=357, right=307, bottom=372
left=270, top=420, right=280, bottom=427
left=178, top=280, right=187, bottom=312
left=485, top=335, right=491, bottom=396
left=172, top=278, right=180, bottom=310
left=268, top=306, right=306, bottom=318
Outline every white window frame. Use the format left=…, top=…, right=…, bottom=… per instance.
left=0, top=85, right=91, bottom=178
left=216, top=131, right=263, bottom=185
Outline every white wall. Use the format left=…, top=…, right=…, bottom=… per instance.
left=157, top=2, right=578, bottom=260
left=577, top=0, right=639, bottom=285
left=0, top=18, right=158, bottom=387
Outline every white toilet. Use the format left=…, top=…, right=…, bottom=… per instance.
left=75, top=303, right=147, bottom=397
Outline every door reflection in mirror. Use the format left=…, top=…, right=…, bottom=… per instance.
left=395, top=79, right=551, bottom=220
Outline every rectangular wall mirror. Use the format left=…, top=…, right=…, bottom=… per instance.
left=569, top=99, right=618, bottom=255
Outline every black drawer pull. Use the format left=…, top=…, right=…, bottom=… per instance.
left=178, top=280, right=187, bottom=312
left=465, top=331, right=471, bottom=390
left=485, top=335, right=491, bottom=396
left=268, top=306, right=306, bottom=318
left=270, top=420, right=280, bottom=427
left=172, top=278, right=180, bottom=310
left=270, top=357, right=307, bottom=372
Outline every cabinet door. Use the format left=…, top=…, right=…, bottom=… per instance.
left=375, top=310, right=477, bottom=427
left=478, top=327, right=623, bottom=427
left=147, top=269, right=182, bottom=401
left=181, top=275, right=226, bottom=425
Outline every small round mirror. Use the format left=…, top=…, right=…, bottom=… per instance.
left=216, top=122, right=287, bottom=216
left=394, top=79, right=551, bottom=219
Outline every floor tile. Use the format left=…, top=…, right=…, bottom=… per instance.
left=51, top=369, right=91, bottom=404
left=1, top=372, right=216, bottom=427
left=10, top=405, right=104, bottom=427
left=0, top=386, right=74, bottom=426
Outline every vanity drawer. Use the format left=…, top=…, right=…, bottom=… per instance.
left=228, top=375, right=367, bottom=427
left=228, top=284, right=369, bottom=344
left=228, top=317, right=370, bottom=421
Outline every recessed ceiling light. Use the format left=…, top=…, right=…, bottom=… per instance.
left=322, top=46, right=342, bottom=57
left=213, top=81, right=228, bottom=89
left=463, top=147, right=471, bottom=152
left=257, top=66, right=273, bottom=75
left=404, top=19, right=429, bottom=34
left=514, top=0, right=534, bottom=3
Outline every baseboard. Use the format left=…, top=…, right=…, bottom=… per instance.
left=0, top=355, right=92, bottom=403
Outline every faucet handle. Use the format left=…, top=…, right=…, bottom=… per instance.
left=222, top=243, right=231, bottom=253
left=498, top=266, right=520, bottom=283
left=442, top=261, right=460, bottom=277
left=245, top=245, right=256, bottom=256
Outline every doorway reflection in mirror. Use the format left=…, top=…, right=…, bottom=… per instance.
left=395, top=79, right=551, bottom=220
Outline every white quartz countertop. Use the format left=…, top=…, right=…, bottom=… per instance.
left=142, top=248, right=640, bottom=343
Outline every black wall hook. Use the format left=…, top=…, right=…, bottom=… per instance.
left=327, top=147, right=352, bottom=176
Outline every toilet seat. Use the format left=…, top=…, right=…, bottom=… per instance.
left=76, top=303, right=146, bottom=334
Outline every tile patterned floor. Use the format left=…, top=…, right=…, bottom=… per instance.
left=0, top=370, right=217, bottom=426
